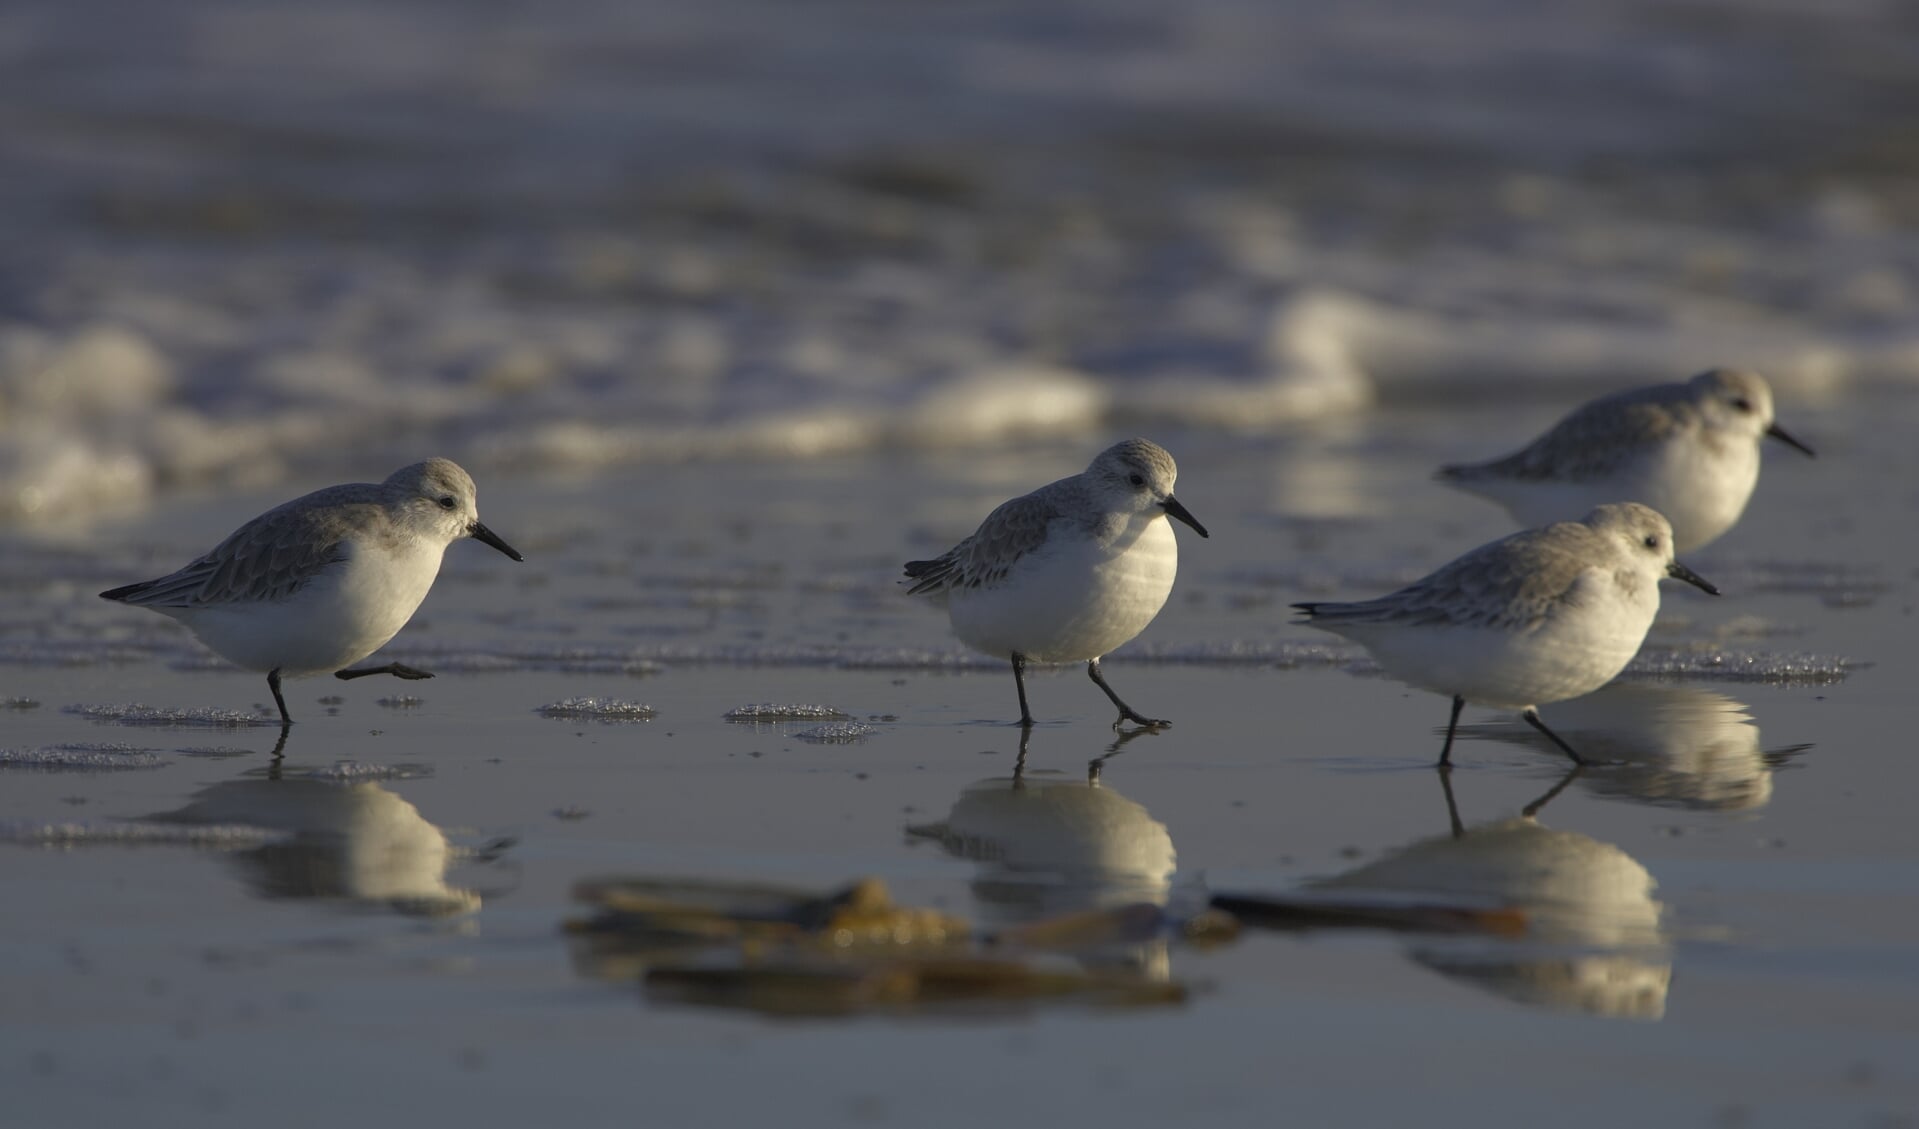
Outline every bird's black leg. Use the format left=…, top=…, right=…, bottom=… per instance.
left=1089, top=723, right=1159, bottom=783
left=267, top=668, right=292, bottom=725
left=1437, top=695, right=1466, bottom=767
left=335, top=663, right=436, bottom=682
left=1436, top=762, right=1466, bottom=838
left=1011, top=652, right=1035, bottom=728
left=1522, top=707, right=1588, bottom=766
left=1087, top=658, right=1169, bottom=729
left=1521, top=764, right=1585, bottom=818
left=1011, top=726, right=1032, bottom=785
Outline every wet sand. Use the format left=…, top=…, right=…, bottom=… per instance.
left=3, top=391, right=1916, bottom=1128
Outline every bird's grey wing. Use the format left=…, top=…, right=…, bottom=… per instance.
left=1296, top=528, right=1598, bottom=631
left=1440, top=396, right=1684, bottom=484
left=904, top=491, right=1061, bottom=595
left=106, top=493, right=372, bottom=608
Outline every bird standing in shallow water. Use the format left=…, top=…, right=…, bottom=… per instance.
left=101, top=458, right=522, bottom=725
left=1436, top=368, right=1814, bottom=552
left=1293, top=503, right=1718, bottom=766
left=905, top=438, right=1208, bottom=728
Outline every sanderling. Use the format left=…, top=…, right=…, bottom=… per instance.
left=904, top=438, right=1208, bottom=728
left=101, top=458, right=522, bottom=725
left=1293, top=502, right=1717, bottom=766
left=1436, top=368, right=1814, bottom=552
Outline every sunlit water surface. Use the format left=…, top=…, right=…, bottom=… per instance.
left=3, top=389, right=1914, bottom=1128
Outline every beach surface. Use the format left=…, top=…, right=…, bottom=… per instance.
left=5, top=390, right=1916, bottom=1127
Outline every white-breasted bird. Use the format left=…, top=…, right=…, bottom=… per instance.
left=101, top=458, right=522, bottom=725
left=1436, top=368, right=1814, bottom=552
left=1293, top=502, right=1717, bottom=765
left=905, top=439, right=1208, bottom=728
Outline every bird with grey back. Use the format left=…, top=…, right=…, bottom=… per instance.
left=1293, top=502, right=1718, bottom=766
left=905, top=439, right=1208, bottom=728
left=1436, top=368, right=1814, bottom=552
left=100, top=458, right=522, bottom=726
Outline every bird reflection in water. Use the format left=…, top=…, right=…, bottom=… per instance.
left=907, top=728, right=1178, bottom=979
left=151, top=769, right=484, bottom=917
left=1312, top=768, right=1672, bottom=1019
left=1454, top=683, right=1810, bottom=810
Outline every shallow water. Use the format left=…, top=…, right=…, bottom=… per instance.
left=4, top=385, right=1917, bottom=1128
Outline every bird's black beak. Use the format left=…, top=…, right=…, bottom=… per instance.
left=1668, top=560, right=1718, bottom=595
left=1766, top=422, right=1816, bottom=458
left=1162, top=496, right=1209, bottom=538
left=470, top=521, right=525, bottom=562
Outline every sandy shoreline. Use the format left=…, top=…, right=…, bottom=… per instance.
left=4, top=392, right=1914, bottom=1126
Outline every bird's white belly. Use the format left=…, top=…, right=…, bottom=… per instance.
left=949, top=516, right=1178, bottom=664
left=1633, top=438, right=1759, bottom=552
left=1337, top=581, right=1659, bottom=710
left=1475, top=441, right=1758, bottom=552
left=178, top=540, right=445, bottom=677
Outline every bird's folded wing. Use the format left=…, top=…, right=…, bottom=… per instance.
left=1447, top=399, right=1683, bottom=483
left=110, top=498, right=370, bottom=607
left=1304, top=531, right=1596, bottom=632
left=904, top=490, right=1060, bottom=595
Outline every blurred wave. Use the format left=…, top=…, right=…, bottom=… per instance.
left=4, top=0, right=1917, bottom=523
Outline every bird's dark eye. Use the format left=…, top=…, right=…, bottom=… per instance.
left=438, top=495, right=457, bottom=510
left=1643, top=534, right=1659, bottom=549
left=1127, top=473, right=1146, bottom=488
left=1730, top=397, right=1753, bottom=413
